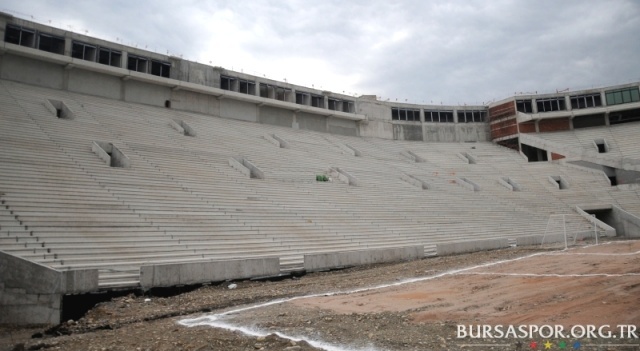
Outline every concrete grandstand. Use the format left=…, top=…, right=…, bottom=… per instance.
left=1, top=12, right=639, bottom=325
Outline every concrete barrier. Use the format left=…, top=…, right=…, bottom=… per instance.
left=304, top=246, right=424, bottom=272
left=515, top=233, right=565, bottom=247
left=401, top=174, right=429, bottom=190
left=229, top=157, right=251, bottom=178
left=139, top=257, right=280, bottom=289
left=611, top=205, right=640, bottom=238
left=0, top=251, right=98, bottom=325
left=169, top=120, right=185, bottom=134
left=436, top=238, right=509, bottom=256
left=455, top=177, right=480, bottom=191
left=92, top=141, right=131, bottom=168
left=271, top=134, right=290, bottom=148
left=229, top=157, right=265, bottom=179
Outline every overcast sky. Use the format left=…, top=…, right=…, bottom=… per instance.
left=3, top=0, right=640, bottom=105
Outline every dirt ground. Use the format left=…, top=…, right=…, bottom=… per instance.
left=1, top=240, right=639, bottom=351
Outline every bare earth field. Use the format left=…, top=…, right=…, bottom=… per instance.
left=2, top=240, right=639, bottom=351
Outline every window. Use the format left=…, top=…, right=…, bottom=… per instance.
left=342, top=101, right=354, bottom=113
left=425, top=110, right=454, bottom=123
left=128, top=54, right=148, bottom=73
left=310, top=94, right=323, bottom=108
left=220, top=75, right=254, bottom=94
left=259, top=84, right=269, bottom=98
left=37, top=33, right=65, bottom=54
left=238, top=79, right=255, bottom=95
left=5, top=24, right=36, bottom=47
left=516, top=99, right=533, bottom=113
left=296, top=92, right=309, bottom=105
left=151, top=60, right=171, bottom=78
left=536, top=97, right=566, bottom=112
left=328, top=98, right=340, bottom=111
left=98, top=47, right=121, bottom=67
left=605, top=87, right=640, bottom=106
left=276, top=87, right=290, bottom=101
left=457, top=110, right=486, bottom=123
left=221, top=75, right=233, bottom=90
left=570, top=93, right=602, bottom=109
left=391, top=107, right=420, bottom=121
left=71, top=41, right=97, bottom=61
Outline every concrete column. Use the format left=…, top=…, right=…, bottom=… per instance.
left=255, top=81, right=261, bottom=97
left=419, top=108, right=425, bottom=123
left=535, top=120, right=540, bottom=133
left=569, top=117, right=574, bottom=130
left=600, top=91, right=607, bottom=107
left=452, top=108, right=458, bottom=123
left=531, top=99, right=538, bottom=114
left=323, top=95, right=328, bottom=109
left=604, top=112, right=611, bottom=126
left=565, top=95, right=572, bottom=111
left=120, top=51, right=128, bottom=70
left=64, top=37, right=72, bottom=56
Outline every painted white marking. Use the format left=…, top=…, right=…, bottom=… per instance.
left=179, top=240, right=640, bottom=351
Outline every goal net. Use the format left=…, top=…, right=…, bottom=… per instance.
left=540, top=214, right=604, bottom=249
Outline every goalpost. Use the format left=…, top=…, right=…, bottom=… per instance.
left=540, top=214, right=603, bottom=249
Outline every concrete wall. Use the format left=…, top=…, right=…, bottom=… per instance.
left=436, top=238, right=510, bottom=256
left=515, top=233, right=565, bottom=246
left=172, top=59, right=218, bottom=87
left=139, top=257, right=280, bottom=289
left=394, top=123, right=423, bottom=141
left=610, top=205, right=640, bottom=238
left=304, top=246, right=424, bottom=272
left=68, top=69, right=122, bottom=100
left=1, top=54, right=64, bottom=89
left=356, top=97, right=393, bottom=139
left=423, top=123, right=456, bottom=142
left=258, top=105, right=292, bottom=127
left=220, top=99, right=258, bottom=122
left=172, top=89, right=220, bottom=116
left=124, top=80, right=171, bottom=107
left=456, top=123, right=490, bottom=142
left=296, top=111, right=326, bottom=132
left=328, top=117, right=359, bottom=136
left=0, top=251, right=98, bottom=325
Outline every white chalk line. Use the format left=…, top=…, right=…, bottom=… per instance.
left=179, top=240, right=640, bottom=351
left=460, top=272, right=640, bottom=278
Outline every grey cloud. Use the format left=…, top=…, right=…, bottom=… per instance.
left=2, top=0, right=640, bottom=104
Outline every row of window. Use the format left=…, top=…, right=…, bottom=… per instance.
left=606, top=87, right=640, bottom=106
left=296, top=92, right=324, bottom=108
left=5, top=25, right=171, bottom=78
left=392, top=108, right=485, bottom=123
left=259, top=83, right=291, bottom=101
left=391, top=108, right=420, bottom=121
left=6, top=25, right=65, bottom=55
left=222, top=75, right=355, bottom=112
left=458, top=110, right=486, bottom=123
left=516, top=87, right=640, bottom=113
left=72, top=41, right=122, bottom=67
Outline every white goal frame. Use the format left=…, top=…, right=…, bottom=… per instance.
left=541, top=214, right=600, bottom=250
